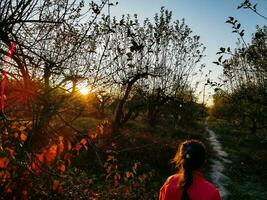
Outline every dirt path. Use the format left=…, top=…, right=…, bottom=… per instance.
left=206, top=125, right=231, bottom=200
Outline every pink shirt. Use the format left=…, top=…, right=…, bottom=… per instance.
left=159, top=171, right=221, bottom=200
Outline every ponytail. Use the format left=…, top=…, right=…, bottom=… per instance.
left=181, top=161, right=193, bottom=200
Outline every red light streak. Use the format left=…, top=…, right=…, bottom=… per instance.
left=1, top=42, right=16, bottom=112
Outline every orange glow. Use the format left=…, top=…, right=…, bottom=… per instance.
left=79, top=87, right=89, bottom=95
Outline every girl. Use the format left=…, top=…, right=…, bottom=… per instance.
left=159, top=140, right=221, bottom=200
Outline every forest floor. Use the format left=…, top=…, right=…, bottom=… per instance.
left=72, top=117, right=267, bottom=199
left=72, top=117, right=222, bottom=199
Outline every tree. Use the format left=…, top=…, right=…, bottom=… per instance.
left=95, top=8, right=204, bottom=130
left=212, top=1, right=267, bottom=135
left=0, top=0, right=109, bottom=149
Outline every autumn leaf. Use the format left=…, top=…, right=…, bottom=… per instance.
left=67, top=141, right=72, bottom=150
left=14, top=131, right=19, bottom=138
left=45, top=145, right=57, bottom=164
left=19, top=126, right=27, bottom=131
left=80, top=138, right=87, bottom=145
left=20, top=133, right=27, bottom=141
left=6, top=147, right=15, bottom=159
left=52, top=180, right=63, bottom=193
left=138, top=174, right=147, bottom=183
left=31, top=160, right=43, bottom=173
left=58, top=140, right=64, bottom=155
left=115, top=172, right=121, bottom=181
left=125, top=171, right=134, bottom=179
left=107, top=155, right=114, bottom=162
left=0, top=170, right=10, bottom=182
left=89, top=133, right=97, bottom=139
left=36, top=153, right=44, bottom=163
left=0, top=157, right=9, bottom=168
left=57, top=163, right=66, bottom=173
left=74, top=144, right=82, bottom=151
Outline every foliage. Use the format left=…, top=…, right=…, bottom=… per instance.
left=209, top=120, right=267, bottom=200
left=0, top=1, right=211, bottom=199
left=93, top=7, right=205, bottom=129
left=212, top=14, right=267, bottom=135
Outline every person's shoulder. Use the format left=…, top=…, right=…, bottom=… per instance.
left=201, top=179, right=221, bottom=200
left=163, top=174, right=179, bottom=185
left=201, top=178, right=217, bottom=190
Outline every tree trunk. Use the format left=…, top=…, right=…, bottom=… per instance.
left=113, top=83, right=132, bottom=130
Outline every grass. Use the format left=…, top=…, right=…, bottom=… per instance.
left=71, top=117, right=221, bottom=199
left=72, top=117, right=102, bottom=131
left=209, top=120, right=267, bottom=200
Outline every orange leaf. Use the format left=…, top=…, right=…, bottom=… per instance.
left=58, top=141, right=64, bottom=154
left=0, top=170, right=10, bottom=182
left=14, top=131, right=19, bottom=138
left=53, top=180, right=60, bottom=191
left=59, top=136, right=64, bottom=141
left=67, top=141, right=72, bottom=150
left=0, top=157, right=9, bottom=168
left=90, top=133, right=97, bottom=139
left=19, top=126, right=27, bottom=131
left=11, top=124, right=17, bottom=129
left=31, top=162, right=42, bottom=174
left=45, top=145, right=57, bottom=164
left=52, top=180, right=63, bottom=194
left=67, top=159, right=71, bottom=166
left=57, top=164, right=66, bottom=173
left=107, top=155, right=114, bottom=162
left=20, top=133, right=27, bottom=141
left=80, top=138, right=87, bottom=145
left=74, top=144, right=82, bottom=151
left=36, top=153, right=44, bottom=163
left=63, top=153, right=71, bottom=160
left=6, top=147, right=15, bottom=159
left=125, top=171, right=134, bottom=179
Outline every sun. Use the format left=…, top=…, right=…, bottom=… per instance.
left=79, top=87, right=89, bottom=95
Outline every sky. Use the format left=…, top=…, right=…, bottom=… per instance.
left=107, top=0, right=267, bottom=104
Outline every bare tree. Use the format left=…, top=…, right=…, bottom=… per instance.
left=93, top=8, right=205, bottom=130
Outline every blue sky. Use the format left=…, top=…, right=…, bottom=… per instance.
left=108, top=0, right=267, bottom=103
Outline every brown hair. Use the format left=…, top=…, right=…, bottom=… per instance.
left=172, top=140, right=206, bottom=200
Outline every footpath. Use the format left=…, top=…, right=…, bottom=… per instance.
left=206, top=125, right=231, bottom=200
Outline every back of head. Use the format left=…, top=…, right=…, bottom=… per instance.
left=172, top=139, right=206, bottom=200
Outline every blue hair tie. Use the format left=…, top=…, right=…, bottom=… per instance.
left=184, top=145, right=192, bottom=159
left=186, top=145, right=192, bottom=152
